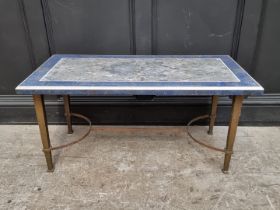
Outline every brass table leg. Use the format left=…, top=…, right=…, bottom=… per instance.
left=222, top=95, right=244, bottom=173
left=63, top=95, right=73, bottom=134
left=33, top=95, right=54, bottom=172
left=208, top=95, right=218, bottom=135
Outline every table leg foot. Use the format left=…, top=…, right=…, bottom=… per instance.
left=44, top=151, right=54, bottom=172
left=47, top=167, right=55, bottom=173
left=207, top=130, right=213, bottom=135
left=67, top=129, right=73, bottom=134
left=221, top=169, right=229, bottom=174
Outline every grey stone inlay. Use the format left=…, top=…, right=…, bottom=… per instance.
left=41, top=58, right=240, bottom=82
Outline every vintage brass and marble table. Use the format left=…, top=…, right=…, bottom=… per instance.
left=16, top=55, right=264, bottom=173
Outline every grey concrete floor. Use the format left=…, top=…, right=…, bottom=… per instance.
left=0, top=125, right=280, bottom=210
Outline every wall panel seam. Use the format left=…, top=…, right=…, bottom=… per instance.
left=151, top=0, right=157, bottom=55
left=41, top=0, right=56, bottom=54
left=17, top=0, right=36, bottom=69
left=231, top=0, right=246, bottom=59
left=129, top=0, right=136, bottom=54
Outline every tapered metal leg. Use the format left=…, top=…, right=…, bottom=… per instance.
left=222, top=95, right=243, bottom=173
left=208, top=95, right=218, bottom=135
left=63, top=95, right=73, bottom=134
left=33, top=95, right=54, bottom=172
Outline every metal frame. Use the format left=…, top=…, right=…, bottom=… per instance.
left=63, top=95, right=73, bottom=134
left=33, top=95, right=54, bottom=172
left=223, top=95, right=243, bottom=173
left=208, top=95, right=218, bottom=135
left=33, top=94, right=243, bottom=173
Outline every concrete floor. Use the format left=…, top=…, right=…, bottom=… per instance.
left=0, top=125, right=280, bottom=210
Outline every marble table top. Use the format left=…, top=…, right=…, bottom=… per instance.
left=16, top=54, right=264, bottom=96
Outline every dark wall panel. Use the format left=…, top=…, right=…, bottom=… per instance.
left=0, top=0, right=33, bottom=94
left=154, top=0, right=237, bottom=54
left=237, top=0, right=262, bottom=74
left=43, top=0, right=132, bottom=54
left=251, top=1, right=280, bottom=93
left=135, top=0, right=152, bottom=54
left=23, top=0, right=50, bottom=66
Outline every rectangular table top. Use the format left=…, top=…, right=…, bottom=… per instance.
left=16, top=54, right=264, bottom=96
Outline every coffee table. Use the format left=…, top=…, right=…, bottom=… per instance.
left=16, top=54, right=264, bottom=173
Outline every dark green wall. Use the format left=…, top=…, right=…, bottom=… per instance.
left=0, top=0, right=279, bottom=125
